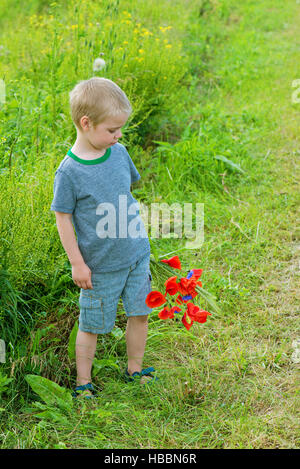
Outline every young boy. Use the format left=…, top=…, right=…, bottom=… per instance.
left=50, top=77, right=155, bottom=396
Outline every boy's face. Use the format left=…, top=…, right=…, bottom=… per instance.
left=80, top=113, right=129, bottom=151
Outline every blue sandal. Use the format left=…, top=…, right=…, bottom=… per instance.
left=124, top=367, right=158, bottom=384
left=72, top=382, right=99, bottom=399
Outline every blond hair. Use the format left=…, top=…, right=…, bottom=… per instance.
left=69, top=77, right=132, bottom=130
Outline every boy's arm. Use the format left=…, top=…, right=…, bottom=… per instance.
left=54, top=212, right=93, bottom=290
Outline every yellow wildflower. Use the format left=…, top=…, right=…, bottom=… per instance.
left=159, top=25, right=173, bottom=33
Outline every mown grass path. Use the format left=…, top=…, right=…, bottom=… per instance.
left=140, top=0, right=300, bottom=449
left=189, top=0, right=300, bottom=447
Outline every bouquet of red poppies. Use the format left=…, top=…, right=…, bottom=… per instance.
left=146, top=254, right=220, bottom=331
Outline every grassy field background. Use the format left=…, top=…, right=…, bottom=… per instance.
left=0, top=0, right=299, bottom=449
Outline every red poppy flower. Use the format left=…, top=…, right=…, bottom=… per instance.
left=145, top=291, right=166, bottom=308
left=186, top=303, right=211, bottom=323
left=160, top=256, right=181, bottom=270
left=164, top=276, right=179, bottom=296
left=186, top=302, right=200, bottom=319
left=170, top=305, right=181, bottom=315
left=178, top=278, right=197, bottom=296
left=182, top=312, right=194, bottom=331
left=190, top=269, right=203, bottom=280
left=158, top=306, right=174, bottom=320
left=194, top=310, right=211, bottom=323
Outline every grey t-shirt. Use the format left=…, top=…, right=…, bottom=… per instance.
left=50, top=142, right=150, bottom=273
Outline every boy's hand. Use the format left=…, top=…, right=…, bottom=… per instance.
left=72, top=262, right=93, bottom=290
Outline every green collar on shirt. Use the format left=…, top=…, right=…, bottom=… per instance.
left=67, top=147, right=111, bottom=165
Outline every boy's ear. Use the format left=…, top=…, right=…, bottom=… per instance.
left=79, top=115, right=90, bottom=131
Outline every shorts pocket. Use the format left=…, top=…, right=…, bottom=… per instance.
left=79, top=293, right=104, bottom=332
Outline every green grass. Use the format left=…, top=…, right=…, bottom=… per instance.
left=0, top=0, right=299, bottom=449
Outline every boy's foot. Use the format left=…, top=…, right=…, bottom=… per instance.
left=124, top=367, right=158, bottom=385
left=72, top=382, right=100, bottom=399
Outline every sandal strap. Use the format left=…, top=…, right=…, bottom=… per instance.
left=140, top=367, right=155, bottom=376
left=125, top=367, right=157, bottom=384
left=75, top=382, right=95, bottom=392
left=125, top=369, right=139, bottom=381
left=72, top=382, right=99, bottom=398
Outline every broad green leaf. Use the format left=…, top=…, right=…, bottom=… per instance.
left=25, top=375, right=73, bottom=409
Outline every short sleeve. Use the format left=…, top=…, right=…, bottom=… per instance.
left=50, top=170, right=76, bottom=213
left=127, top=153, right=141, bottom=184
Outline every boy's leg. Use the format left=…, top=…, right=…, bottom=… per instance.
left=75, top=329, right=98, bottom=386
left=126, top=314, right=148, bottom=375
left=122, top=253, right=152, bottom=377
